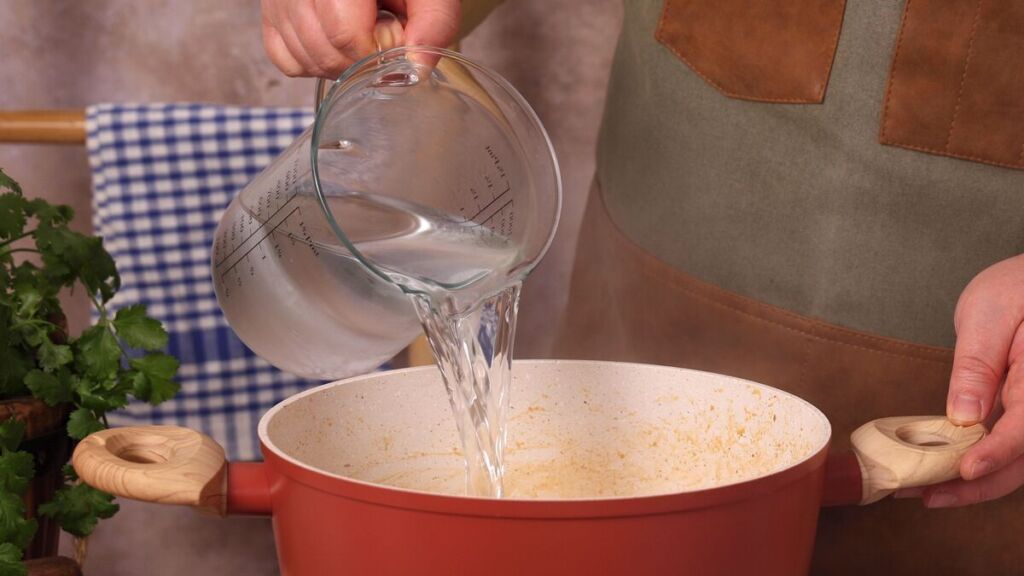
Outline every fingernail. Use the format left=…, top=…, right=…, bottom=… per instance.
left=373, top=18, right=404, bottom=52
left=950, top=393, right=983, bottom=424
left=374, top=25, right=395, bottom=51
left=926, top=491, right=958, bottom=508
left=894, top=487, right=923, bottom=499
left=968, top=459, right=994, bottom=480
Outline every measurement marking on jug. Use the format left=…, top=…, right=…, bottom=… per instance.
left=485, top=145, right=507, bottom=179
left=220, top=205, right=300, bottom=278
left=291, top=208, right=321, bottom=257
left=478, top=198, right=513, bottom=227
left=467, top=182, right=512, bottom=222
left=214, top=192, right=298, bottom=268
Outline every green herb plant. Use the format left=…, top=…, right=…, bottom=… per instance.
left=0, top=168, right=180, bottom=573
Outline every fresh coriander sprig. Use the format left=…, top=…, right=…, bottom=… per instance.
left=0, top=168, right=181, bottom=572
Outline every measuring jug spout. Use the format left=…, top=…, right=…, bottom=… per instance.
left=211, top=46, right=561, bottom=380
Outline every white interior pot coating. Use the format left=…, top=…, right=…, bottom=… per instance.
left=259, top=360, right=831, bottom=500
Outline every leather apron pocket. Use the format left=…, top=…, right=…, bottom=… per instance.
left=655, top=0, right=847, bottom=103
left=880, top=0, right=1024, bottom=169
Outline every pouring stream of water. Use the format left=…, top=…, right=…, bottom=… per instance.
left=411, top=284, right=520, bottom=498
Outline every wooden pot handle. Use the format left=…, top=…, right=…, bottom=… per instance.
left=72, top=426, right=227, bottom=516
left=851, top=416, right=986, bottom=504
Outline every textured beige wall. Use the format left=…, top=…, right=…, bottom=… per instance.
left=0, top=0, right=621, bottom=573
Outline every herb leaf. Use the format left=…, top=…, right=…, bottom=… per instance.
left=74, top=325, right=121, bottom=380
left=37, top=340, right=73, bottom=372
left=66, top=408, right=104, bottom=441
left=24, top=198, right=72, bottom=227
left=130, top=353, right=180, bottom=405
left=0, top=169, right=22, bottom=195
left=0, top=452, right=34, bottom=496
left=0, top=348, right=29, bottom=399
left=12, top=288, right=40, bottom=320
left=0, top=493, right=36, bottom=550
left=0, top=194, right=26, bottom=241
left=24, top=370, right=71, bottom=406
left=70, top=376, right=127, bottom=413
left=113, top=304, right=168, bottom=351
left=0, top=423, right=23, bottom=457
left=39, top=483, right=118, bottom=538
left=35, top=226, right=120, bottom=303
left=0, top=542, right=25, bottom=576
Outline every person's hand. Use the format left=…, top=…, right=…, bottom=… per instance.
left=916, top=254, right=1024, bottom=507
left=261, top=0, right=460, bottom=77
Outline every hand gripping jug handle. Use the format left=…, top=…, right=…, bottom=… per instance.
left=314, top=11, right=405, bottom=112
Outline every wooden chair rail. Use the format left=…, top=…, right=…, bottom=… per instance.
left=0, top=110, right=86, bottom=144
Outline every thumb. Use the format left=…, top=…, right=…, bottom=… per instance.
left=947, top=294, right=1013, bottom=425
left=403, top=0, right=460, bottom=48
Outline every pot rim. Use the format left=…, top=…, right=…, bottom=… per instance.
left=256, top=359, right=833, bottom=518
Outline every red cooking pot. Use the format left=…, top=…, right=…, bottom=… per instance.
left=73, top=360, right=984, bottom=575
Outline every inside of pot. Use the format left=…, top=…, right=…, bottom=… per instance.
left=261, top=360, right=831, bottom=499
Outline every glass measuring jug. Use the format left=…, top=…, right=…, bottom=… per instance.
left=211, top=46, right=561, bottom=380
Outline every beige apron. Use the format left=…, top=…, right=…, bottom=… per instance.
left=556, top=183, right=1024, bottom=575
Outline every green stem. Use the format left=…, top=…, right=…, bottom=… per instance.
left=0, top=230, right=34, bottom=249
left=10, top=318, right=54, bottom=338
left=3, top=248, right=41, bottom=255
left=12, top=318, right=52, bottom=329
left=87, top=293, right=130, bottom=359
left=86, top=293, right=105, bottom=319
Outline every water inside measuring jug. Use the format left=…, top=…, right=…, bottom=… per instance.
left=319, top=191, right=520, bottom=290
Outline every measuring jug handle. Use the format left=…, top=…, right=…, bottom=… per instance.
left=314, top=10, right=405, bottom=111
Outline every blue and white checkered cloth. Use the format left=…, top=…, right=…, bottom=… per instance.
left=87, top=103, right=322, bottom=460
